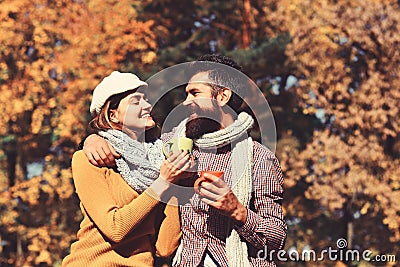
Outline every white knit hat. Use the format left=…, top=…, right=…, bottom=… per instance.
left=90, top=71, right=148, bottom=115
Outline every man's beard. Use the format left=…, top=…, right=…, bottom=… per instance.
left=185, top=104, right=221, bottom=140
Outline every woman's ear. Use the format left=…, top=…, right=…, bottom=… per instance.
left=109, top=110, right=120, bottom=124
left=216, top=88, right=232, bottom=106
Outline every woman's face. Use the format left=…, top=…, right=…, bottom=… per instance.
left=110, top=91, right=155, bottom=135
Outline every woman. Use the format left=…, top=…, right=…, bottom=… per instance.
left=62, top=71, right=192, bottom=266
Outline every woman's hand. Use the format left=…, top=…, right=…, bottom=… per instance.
left=160, top=151, right=195, bottom=184
left=150, top=151, right=196, bottom=200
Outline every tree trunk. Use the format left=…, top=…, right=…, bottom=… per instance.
left=242, top=0, right=251, bottom=48
left=347, top=220, right=353, bottom=250
left=6, top=151, right=17, bottom=187
left=343, top=199, right=354, bottom=266
left=16, top=232, right=22, bottom=266
left=3, top=137, right=17, bottom=187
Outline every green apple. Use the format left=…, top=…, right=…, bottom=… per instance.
left=163, top=137, right=193, bottom=156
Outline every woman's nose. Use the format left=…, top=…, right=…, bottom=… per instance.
left=142, top=100, right=152, bottom=109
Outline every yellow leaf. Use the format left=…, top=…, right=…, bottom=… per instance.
left=360, top=203, right=370, bottom=215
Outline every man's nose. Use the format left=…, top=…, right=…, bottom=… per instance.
left=182, top=95, right=193, bottom=106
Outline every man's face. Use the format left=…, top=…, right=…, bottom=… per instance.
left=183, top=72, right=222, bottom=139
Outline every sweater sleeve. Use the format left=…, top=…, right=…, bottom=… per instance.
left=71, top=151, right=161, bottom=243
left=155, top=196, right=182, bottom=257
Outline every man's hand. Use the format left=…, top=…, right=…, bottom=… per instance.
left=198, top=173, right=247, bottom=224
left=83, top=134, right=120, bottom=167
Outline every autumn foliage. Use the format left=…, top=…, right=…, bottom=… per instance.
left=0, top=0, right=399, bottom=266
left=0, top=0, right=157, bottom=265
left=277, top=1, right=400, bottom=263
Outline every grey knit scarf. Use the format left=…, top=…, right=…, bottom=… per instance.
left=98, top=130, right=164, bottom=193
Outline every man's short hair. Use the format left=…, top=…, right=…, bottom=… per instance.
left=185, top=54, right=247, bottom=113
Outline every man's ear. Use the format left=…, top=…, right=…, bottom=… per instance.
left=109, top=110, right=120, bottom=124
left=216, top=88, right=232, bottom=106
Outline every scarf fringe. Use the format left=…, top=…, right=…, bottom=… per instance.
left=226, top=136, right=253, bottom=267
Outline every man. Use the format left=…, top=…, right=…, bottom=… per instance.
left=83, top=54, right=286, bottom=266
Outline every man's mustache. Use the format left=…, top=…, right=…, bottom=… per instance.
left=184, top=100, right=220, bottom=118
left=183, top=101, right=222, bottom=139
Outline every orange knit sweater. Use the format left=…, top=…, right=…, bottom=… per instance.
left=62, top=151, right=181, bottom=267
